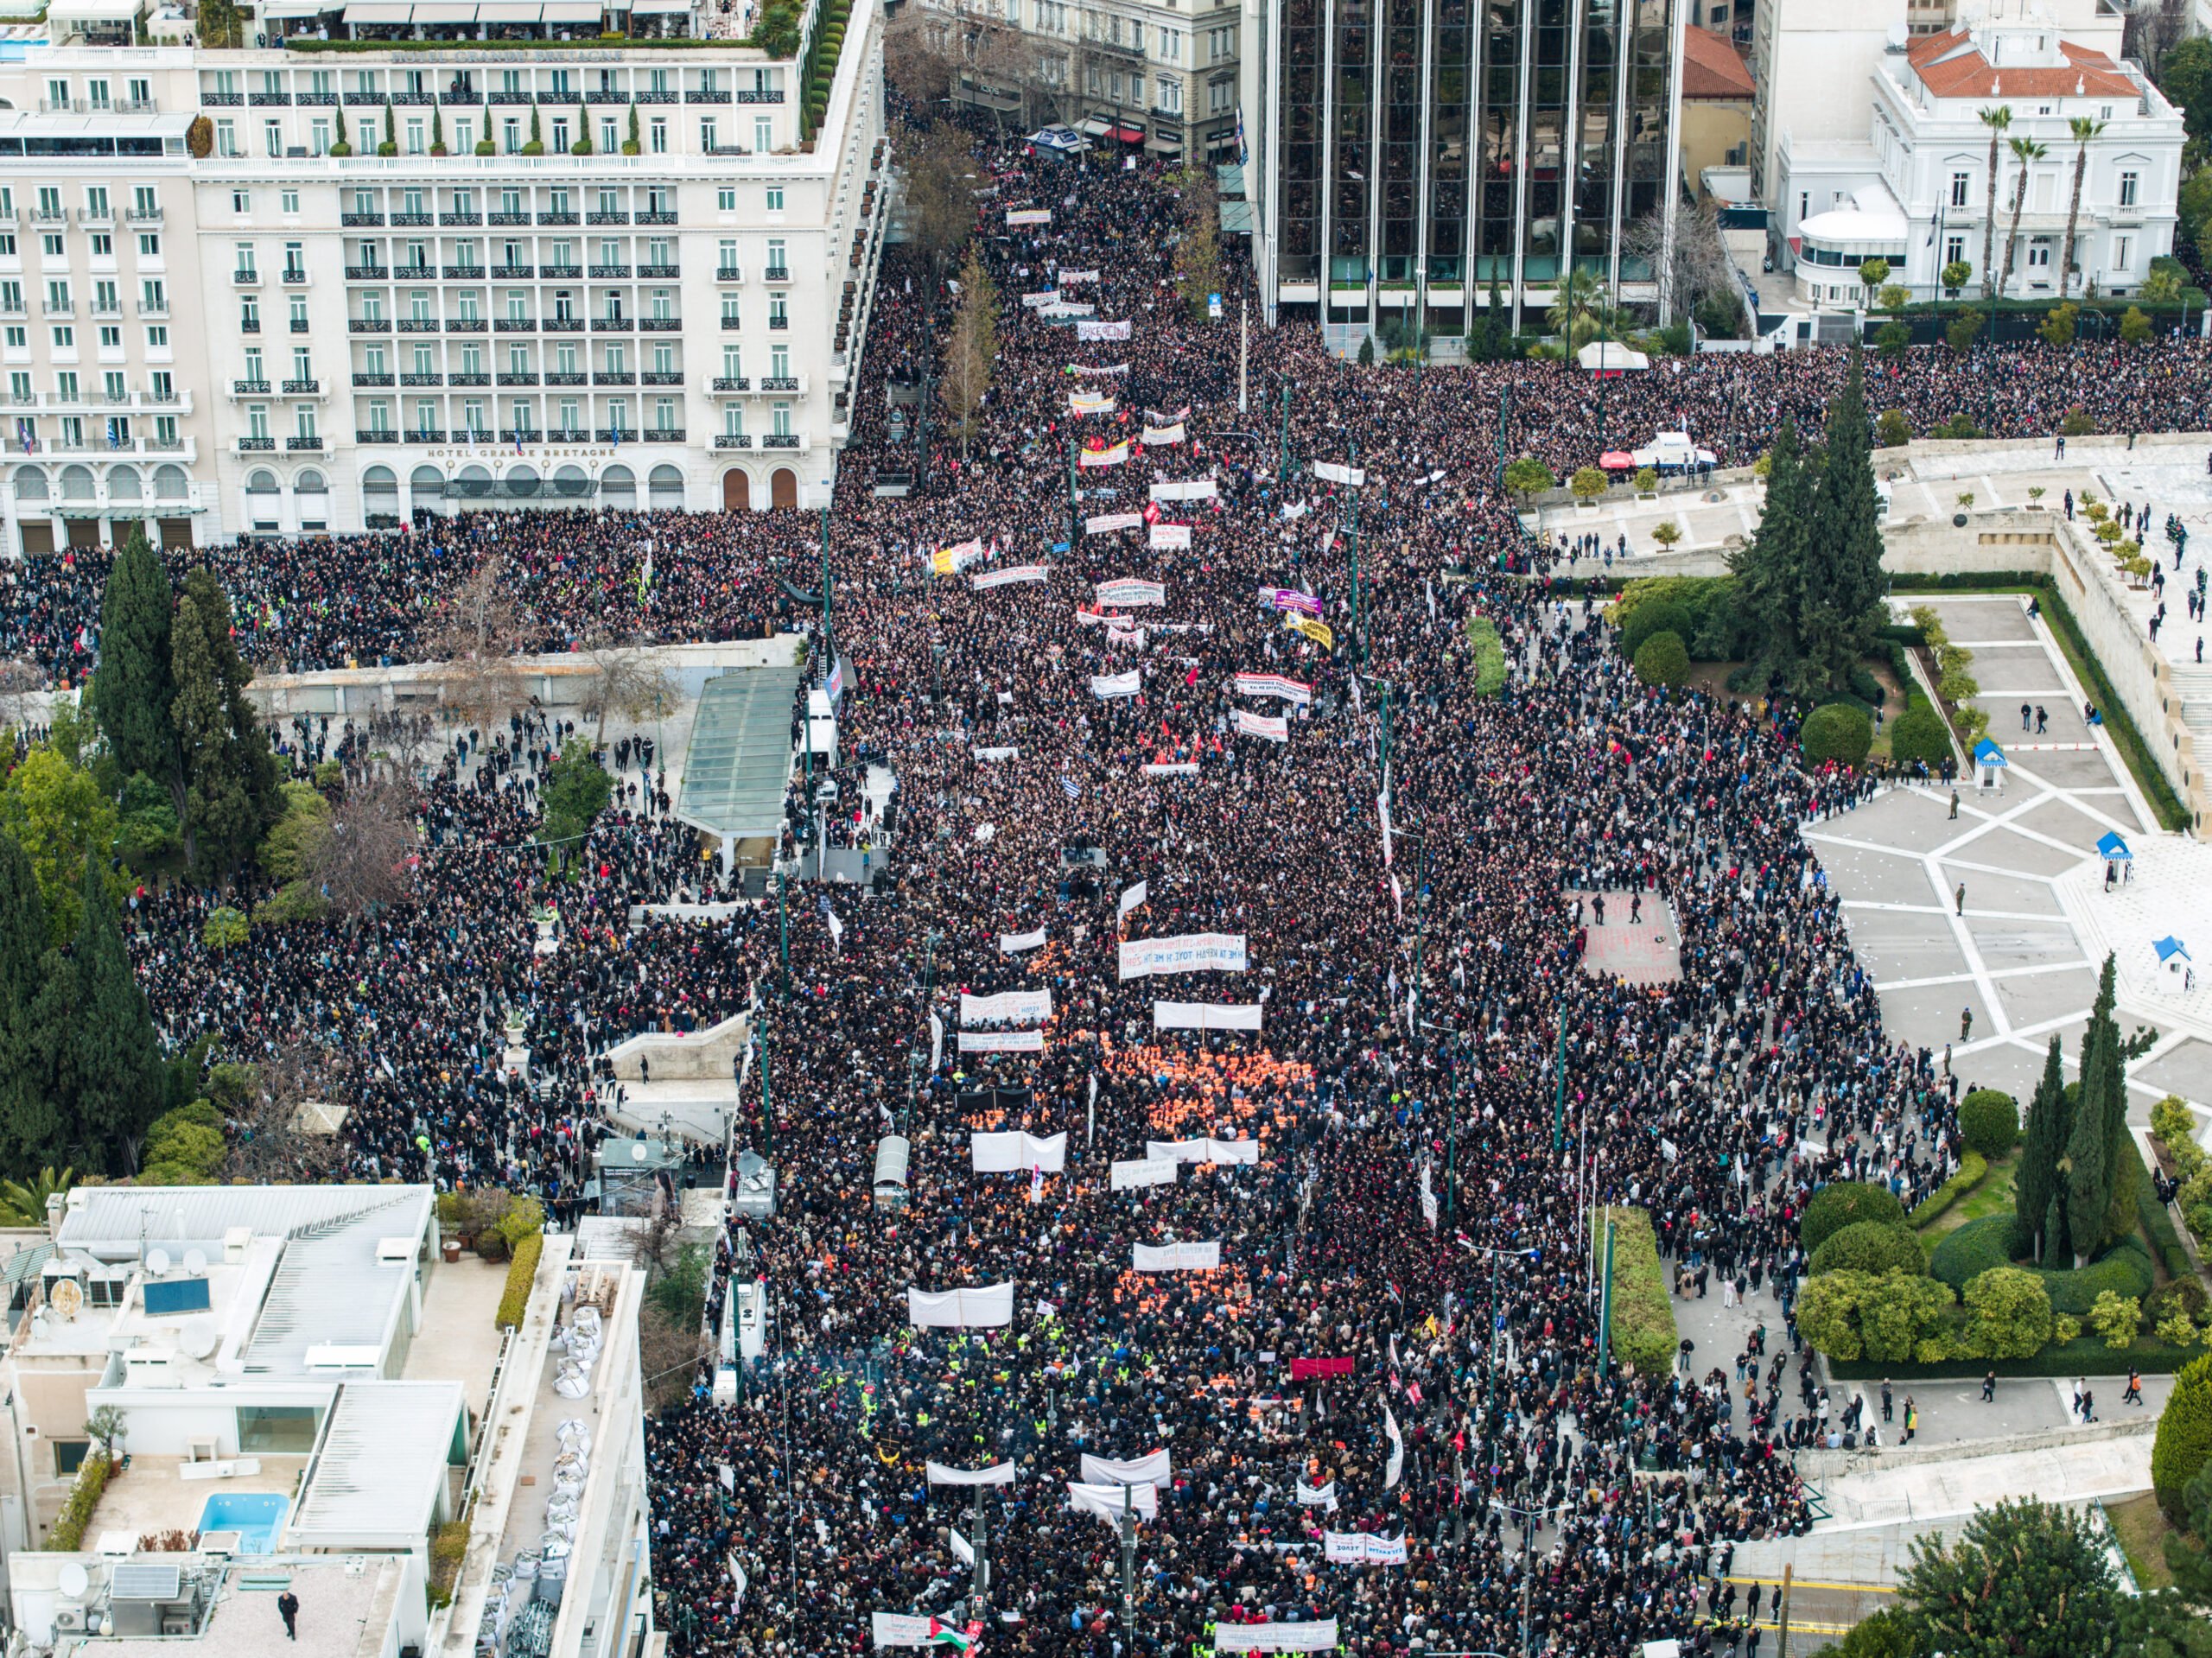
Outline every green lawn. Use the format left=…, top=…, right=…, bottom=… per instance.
left=2107, top=1492, right=2176, bottom=1591
left=1916, top=1153, right=2017, bottom=1242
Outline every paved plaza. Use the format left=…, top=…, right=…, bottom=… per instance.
left=1806, top=594, right=2212, bottom=1134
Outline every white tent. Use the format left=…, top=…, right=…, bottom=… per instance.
left=1577, top=341, right=1650, bottom=373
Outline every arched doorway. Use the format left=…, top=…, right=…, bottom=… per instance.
left=649, top=464, right=683, bottom=511
left=769, top=467, right=798, bottom=509
left=363, top=465, right=399, bottom=527
left=601, top=464, right=636, bottom=512
left=722, top=469, right=750, bottom=511
left=410, top=465, right=446, bottom=518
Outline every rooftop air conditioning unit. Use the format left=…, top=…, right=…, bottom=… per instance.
left=375, top=1236, right=415, bottom=1263
left=222, top=1227, right=252, bottom=1265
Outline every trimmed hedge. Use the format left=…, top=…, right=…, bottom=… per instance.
left=45, top=1452, right=111, bottom=1551
left=1802, top=703, right=1872, bottom=769
left=1828, top=1331, right=2202, bottom=1381
left=1596, top=1205, right=1677, bottom=1378
left=1803, top=1181, right=1910, bottom=1255
left=2154, top=1356, right=2212, bottom=1521
left=1465, top=616, right=1507, bottom=696
left=1618, top=600, right=1692, bottom=660
left=1632, top=631, right=1689, bottom=688
left=1910, top=1151, right=1988, bottom=1226
left=496, top=1230, right=543, bottom=1331
left=1959, top=1089, right=2020, bottom=1157
left=1930, top=1214, right=2028, bottom=1288
left=2141, top=1177, right=2194, bottom=1281
left=1929, top=1216, right=2156, bottom=1313
left=1809, top=1219, right=1929, bottom=1278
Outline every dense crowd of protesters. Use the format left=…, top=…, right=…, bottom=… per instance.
left=16, top=124, right=2212, bottom=1658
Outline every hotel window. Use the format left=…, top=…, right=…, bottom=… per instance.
left=1949, top=172, right=1969, bottom=207
left=2119, top=170, right=2138, bottom=208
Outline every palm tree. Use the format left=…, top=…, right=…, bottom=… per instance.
left=1999, top=136, right=2050, bottom=302
left=0, top=1166, right=74, bottom=1229
left=1546, top=265, right=1611, bottom=353
left=1978, top=105, right=2013, bottom=300
left=2058, top=116, right=2104, bottom=302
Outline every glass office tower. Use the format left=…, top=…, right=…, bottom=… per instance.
left=1251, top=0, right=1684, bottom=335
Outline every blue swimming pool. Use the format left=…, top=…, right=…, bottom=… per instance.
left=197, top=1493, right=289, bottom=1554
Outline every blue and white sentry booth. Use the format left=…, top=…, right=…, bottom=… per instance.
left=1973, top=738, right=2009, bottom=793
left=2155, top=935, right=2194, bottom=993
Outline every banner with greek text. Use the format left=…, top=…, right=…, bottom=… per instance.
left=1213, top=1622, right=1339, bottom=1653
left=1109, top=1156, right=1179, bottom=1190
left=1079, top=441, right=1131, bottom=468
left=1057, top=269, right=1099, bottom=284
left=1148, top=523, right=1192, bottom=550
left=1260, top=587, right=1325, bottom=618
left=1070, top=362, right=1129, bottom=376
left=961, top=989, right=1054, bottom=1026
left=1000, top=926, right=1046, bottom=953
left=1150, top=478, right=1218, bottom=502
left=1078, top=1450, right=1173, bottom=1486
left=1096, top=578, right=1166, bottom=607
left=1235, top=672, right=1313, bottom=707
left=971, top=564, right=1050, bottom=589
left=1090, top=670, right=1142, bottom=698
left=926, top=1461, right=1018, bottom=1486
left=1295, top=1479, right=1338, bottom=1508
left=972, top=746, right=1019, bottom=762
left=970, top=1129, right=1066, bottom=1171
left=1039, top=301, right=1096, bottom=319
left=1077, top=319, right=1134, bottom=342
left=1006, top=208, right=1052, bottom=226
left=1325, top=1533, right=1408, bottom=1566
left=931, top=538, right=984, bottom=575
left=1235, top=709, right=1288, bottom=743
left=1287, top=616, right=1334, bottom=648
left=1146, top=1136, right=1261, bottom=1165
left=1021, top=290, right=1062, bottom=308
left=1118, top=932, right=1249, bottom=979
left=1133, top=1240, right=1223, bottom=1272
left=1152, top=1001, right=1265, bottom=1032
left=957, top=1029, right=1046, bottom=1053
left=1107, top=626, right=1147, bottom=650
left=1071, top=391, right=1117, bottom=416
left=1087, top=511, right=1143, bottom=535
left=1141, top=422, right=1187, bottom=445
left=907, top=1285, right=1015, bottom=1327
left=1142, top=761, right=1200, bottom=776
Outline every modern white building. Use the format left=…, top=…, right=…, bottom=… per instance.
left=1770, top=3, right=2184, bottom=309
left=1, top=0, right=892, bottom=556
left=0, top=1185, right=655, bottom=1658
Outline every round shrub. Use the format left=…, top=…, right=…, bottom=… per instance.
left=1961, top=1265, right=2054, bottom=1359
left=2156, top=1355, right=2212, bottom=1521
left=1802, top=1180, right=1910, bottom=1255
left=1929, top=1212, right=2029, bottom=1290
left=2150, top=1279, right=2210, bottom=1324
left=1889, top=702, right=1952, bottom=767
left=1632, top=631, right=1690, bottom=689
left=2035, top=1236, right=2154, bottom=1316
left=1618, top=600, right=1692, bottom=660
left=1958, top=1089, right=2020, bottom=1158
left=1808, top=1218, right=1926, bottom=1278
left=1801, top=702, right=1873, bottom=769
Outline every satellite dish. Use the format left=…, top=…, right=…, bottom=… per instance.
left=144, top=1248, right=172, bottom=1277
left=56, top=1563, right=89, bottom=1600
left=181, top=1318, right=219, bottom=1361
left=182, top=1248, right=207, bottom=1278
left=48, top=1278, right=82, bottom=1320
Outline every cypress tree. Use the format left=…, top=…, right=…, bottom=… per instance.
left=171, top=572, right=281, bottom=883
left=86, top=525, right=178, bottom=791
left=65, top=857, right=160, bottom=1174
left=0, top=832, right=56, bottom=1175
left=1797, top=349, right=1888, bottom=696
left=2065, top=970, right=2116, bottom=1265
left=1729, top=417, right=1810, bottom=687
left=2017, top=1035, right=2070, bottom=1261
left=2082, top=954, right=2136, bottom=1247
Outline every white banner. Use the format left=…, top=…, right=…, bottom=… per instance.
left=961, top=989, right=1054, bottom=1026
left=1383, top=1406, right=1404, bottom=1489
left=1119, top=932, right=1249, bottom=980
left=1077, top=319, right=1133, bottom=342
left=929, top=1010, right=943, bottom=1072
left=1107, top=626, right=1147, bottom=650
left=1235, top=709, right=1289, bottom=743
left=1378, top=791, right=1395, bottom=868
left=1071, top=391, right=1117, bottom=416
left=957, top=1029, right=1046, bottom=1054
left=1090, top=670, right=1142, bottom=699
left=1070, top=361, right=1129, bottom=376
left=1067, top=1481, right=1158, bottom=1521
left=1000, top=927, right=1046, bottom=953
left=871, top=1614, right=935, bottom=1648
left=1313, top=461, right=1366, bottom=486
left=728, top=1553, right=747, bottom=1605
left=1146, top=1137, right=1261, bottom=1166
left=1142, top=761, right=1200, bottom=777
left=1148, top=523, right=1192, bottom=550
left=1078, top=1449, right=1173, bottom=1486
left=1110, top=1156, right=1179, bottom=1190
left=935, top=537, right=984, bottom=571
left=1149, top=479, right=1218, bottom=502
left=1039, top=300, right=1096, bottom=319
left=1086, top=511, right=1143, bottom=535
left=1057, top=269, right=1099, bottom=285
left=1325, top=1533, right=1408, bottom=1566
left=1214, top=1622, right=1340, bottom=1653
left=947, top=1529, right=975, bottom=1567
left=1133, top=1240, right=1223, bottom=1272
left=907, top=1285, right=1016, bottom=1328
left=1295, top=1479, right=1338, bottom=1509
left=1118, top=880, right=1148, bottom=919
left=1096, top=578, right=1166, bottom=607
left=972, top=745, right=1020, bottom=762
left=1006, top=208, right=1052, bottom=226
left=926, top=1460, right=1019, bottom=1486
left=1152, top=1001, right=1264, bottom=1032
left=1234, top=672, right=1313, bottom=708
left=1079, top=441, right=1131, bottom=468
left=970, top=1129, right=1066, bottom=1172
left=1141, top=422, right=1187, bottom=446
left=1021, top=289, right=1062, bottom=308
left=971, top=563, right=1051, bottom=590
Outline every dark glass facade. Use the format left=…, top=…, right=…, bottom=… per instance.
left=1264, top=0, right=1680, bottom=327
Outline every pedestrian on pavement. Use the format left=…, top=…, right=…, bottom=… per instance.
left=2036, top=706, right=2048, bottom=733
left=1948, top=788, right=1960, bottom=820
left=2126, top=1369, right=2144, bottom=1405
left=1961, top=1006, right=1974, bottom=1040
left=276, top=1591, right=300, bottom=1642
left=2082, top=1386, right=2097, bottom=1423
left=1981, top=1369, right=1996, bottom=1402
left=1881, top=1380, right=1894, bottom=1422
left=1955, top=881, right=1967, bottom=915
left=2072, top=1378, right=2085, bottom=1420
left=2021, top=702, right=2032, bottom=731
left=1903, top=1396, right=1917, bottom=1443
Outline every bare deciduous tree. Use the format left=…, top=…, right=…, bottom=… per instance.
left=220, top=1041, right=349, bottom=1185
left=1622, top=201, right=1748, bottom=336
left=423, top=556, right=530, bottom=730
left=304, top=775, right=421, bottom=915
left=579, top=632, right=681, bottom=746
left=901, top=122, right=983, bottom=287
left=883, top=5, right=957, bottom=110
left=0, top=660, right=47, bottom=734
left=940, top=245, right=1001, bottom=456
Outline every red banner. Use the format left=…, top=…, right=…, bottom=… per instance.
left=1288, top=1356, right=1355, bottom=1380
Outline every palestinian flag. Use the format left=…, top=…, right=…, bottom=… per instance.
left=925, top=1620, right=977, bottom=1652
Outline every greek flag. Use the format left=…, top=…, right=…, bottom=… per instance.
left=1061, top=775, right=1082, bottom=801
